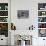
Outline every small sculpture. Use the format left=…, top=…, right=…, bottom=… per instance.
left=29, top=25, right=35, bottom=30
left=11, top=23, right=16, bottom=30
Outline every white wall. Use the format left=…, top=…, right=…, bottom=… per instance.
left=11, top=0, right=46, bottom=46
left=11, top=0, right=38, bottom=30
left=11, top=0, right=46, bottom=30
left=11, top=0, right=38, bottom=45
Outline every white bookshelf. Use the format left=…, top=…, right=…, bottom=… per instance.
left=0, top=3, right=8, bottom=38
left=38, top=3, right=46, bottom=28
left=38, top=3, right=46, bottom=37
left=0, top=3, right=8, bottom=23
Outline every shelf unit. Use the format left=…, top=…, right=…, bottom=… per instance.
left=0, top=3, right=8, bottom=37
left=38, top=3, right=46, bottom=37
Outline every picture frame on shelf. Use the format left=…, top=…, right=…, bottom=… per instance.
left=38, top=11, right=46, bottom=16
left=38, top=17, right=46, bottom=22
left=0, top=17, right=8, bottom=22
left=0, top=11, right=8, bottom=16
left=0, top=23, right=8, bottom=37
left=38, top=23, right=46, bottom=28
left=38, top=3, right=46, bottom=10
left=0, top=3, right=8, bottom=10
left=5, top=6, right=8, bottom=10
left=38, top=29, right=46, bottom=37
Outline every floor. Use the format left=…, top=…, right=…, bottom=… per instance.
left=0, top=45, right=8, bottom=46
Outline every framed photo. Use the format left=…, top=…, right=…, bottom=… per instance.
left=38, top=29, right=46, bottom=37
left=17, top=10, right=29, bottom=19
left=38, top=3, right=46, bottom=10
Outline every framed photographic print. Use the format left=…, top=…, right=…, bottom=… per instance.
left=17, top=10, right=29, bottom=19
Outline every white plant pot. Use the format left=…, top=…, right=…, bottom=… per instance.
left=21, top=40, right=25, bottom=46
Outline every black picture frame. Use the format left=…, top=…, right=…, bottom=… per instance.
left=17, top=10, right=29, bottom=19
